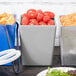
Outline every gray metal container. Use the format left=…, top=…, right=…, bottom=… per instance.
left=61, top=26, right=76, bottom=66
left=19, top=25, right=56, bottom=66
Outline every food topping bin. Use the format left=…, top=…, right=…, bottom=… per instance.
left=60, top=13, right=76, bottom=66
left=19, top=9, right=56, bottom=66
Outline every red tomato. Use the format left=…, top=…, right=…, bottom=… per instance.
left=39, top=21, right=47, bottom=25
left=49, top=12, right=55, bottom=18
left=47, top=19, right=54, bottom=25
left=29, top=19, right=38, bottom=25
left=44, top=11, right=55, bottom=18
left=27, top=9, right=37, bottom=19
left=29, top=22, right=34, bottom=25
left=37, top=9, right=43, bottom=13
left=21, top=16, right=29, bottom=25
left=37, top=10, right=44, bottom=21
left=22, top=13, right=28, bottom=18
left=43, top=16, right=50, bottom=22
left=44, top=11, right=50, bottom=17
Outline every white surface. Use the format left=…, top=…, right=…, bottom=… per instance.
left=37, top=67, right=76, bottom=76
left=0, top=49, right=21, bottom=65
left=0, top=0, right=76, bottom=3
left=41, top=0, right=76, bottom=3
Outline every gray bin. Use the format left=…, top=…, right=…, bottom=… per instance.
left=61, top=26, right=76, bottom=66
left=19, top=25, right=56, bottom=66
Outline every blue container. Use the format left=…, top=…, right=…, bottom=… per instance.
left=0, top=24, right=16, bottom=65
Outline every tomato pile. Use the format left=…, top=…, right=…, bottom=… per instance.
left=21, top=9, right=55, bottom=25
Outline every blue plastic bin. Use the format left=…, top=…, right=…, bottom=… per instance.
left=0, top=24, right=16, bottom=65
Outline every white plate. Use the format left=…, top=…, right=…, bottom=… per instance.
left=37, top=67, right=76, bottom=76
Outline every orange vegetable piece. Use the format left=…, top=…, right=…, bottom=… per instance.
left=0, top=12, right=15, bottom=25
left=60, top=13, right=76, bottom=26
left=5, top=14, right=15, bottom=25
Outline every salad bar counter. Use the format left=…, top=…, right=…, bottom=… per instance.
left=1, top=10, right=76, bottom=66
left=1, top=7, right=76, bottom=76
